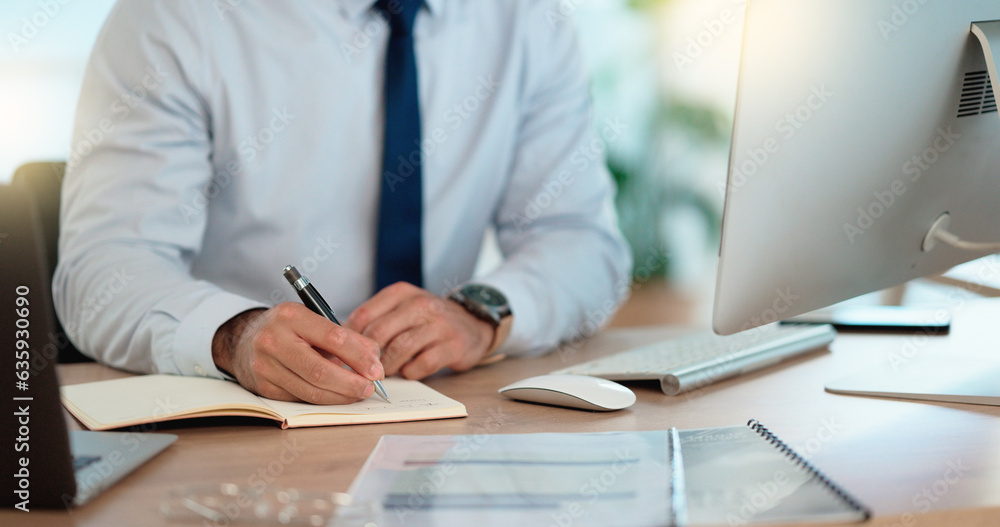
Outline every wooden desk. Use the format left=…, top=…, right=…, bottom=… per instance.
left=8, top=295, right=1000, bottom=526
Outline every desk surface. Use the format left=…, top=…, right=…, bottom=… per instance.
left=8, top=290, right=1000, bottom=526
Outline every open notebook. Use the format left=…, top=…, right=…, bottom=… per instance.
left=61, top=375, right=466, bottom=430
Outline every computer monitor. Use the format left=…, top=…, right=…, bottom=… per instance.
left=714, top=0, right=1000, bottom=336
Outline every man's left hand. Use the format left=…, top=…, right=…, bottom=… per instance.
left=346, top=282, right=495, bottom=379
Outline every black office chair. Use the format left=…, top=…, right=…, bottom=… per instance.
left=10, top=161, right=92, bottom=363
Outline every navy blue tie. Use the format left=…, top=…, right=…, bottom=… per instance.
left=374, top=0, right=424, bottom=290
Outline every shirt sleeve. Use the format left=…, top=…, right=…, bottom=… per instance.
left=52, top=0, right=266, bottom=378
left=477, top=1, right=634, bottom=356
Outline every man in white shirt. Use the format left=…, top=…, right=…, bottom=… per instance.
left=54, top=0, right=632, bottom=404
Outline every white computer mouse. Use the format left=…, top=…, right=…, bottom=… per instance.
left=498, top=374, right=636, bottom=411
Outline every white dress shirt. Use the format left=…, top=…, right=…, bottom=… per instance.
left=54, top=0, right=633, bottom=378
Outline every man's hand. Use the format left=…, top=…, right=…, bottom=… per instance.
left=346, top=282, right=495, bottom=379
left=212, top=303, right=384, bottom=404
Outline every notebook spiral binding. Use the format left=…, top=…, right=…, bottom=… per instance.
left=747, top=419, right=871, bottom=520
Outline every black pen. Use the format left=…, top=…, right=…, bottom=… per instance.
left=282, top=265, right=390, bottom=403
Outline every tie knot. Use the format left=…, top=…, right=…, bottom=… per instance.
left=375, top=0, right=422, bottom=36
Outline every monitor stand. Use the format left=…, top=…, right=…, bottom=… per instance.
left=825, top=357, right=1000, bottom=407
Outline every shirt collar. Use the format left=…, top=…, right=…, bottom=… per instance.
left=340, top=0, right=441, bottom=23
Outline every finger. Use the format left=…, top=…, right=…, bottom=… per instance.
left=316, top=349, right=348, bottom=369
left=274, top=303, right=384, bottom=381
left=399, top=344, right=459, bottom=380
left=346, top=282, right=422, bottom=332
left=237, top=354, right=296, bottom=401
left=382, top=324, right=442, bottom=376
left=252, top=380, right=298, bottom=402
left=263, top=357, right=373, bottom=404
left=254, top=305, right=380, bottom=396
left=238, top=352, right=331, bottom=403
left=273, top=340, right=377, bottom=400
left=363, top=293, right=441, bottom=348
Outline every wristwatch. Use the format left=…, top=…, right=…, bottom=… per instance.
left=448, top=283, right=513, bottom=355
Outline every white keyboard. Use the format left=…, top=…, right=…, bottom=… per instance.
left=552, top=324, right=836, bottom=395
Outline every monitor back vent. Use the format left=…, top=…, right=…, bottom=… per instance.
left=958, top=70, right=997, bottom=118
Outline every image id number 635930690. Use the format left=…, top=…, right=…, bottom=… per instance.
left=13, top=284, right=33, bottom=512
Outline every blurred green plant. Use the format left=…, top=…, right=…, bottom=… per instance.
left=585, top=0, right=730, bottom=280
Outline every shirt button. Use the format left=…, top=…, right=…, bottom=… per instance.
left=195, top=365, right=207, bottom=376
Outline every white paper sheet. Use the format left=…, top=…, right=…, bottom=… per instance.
left=348, top=431, right=674, bottom=527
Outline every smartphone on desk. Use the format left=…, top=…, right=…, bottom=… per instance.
left=781, top=305, right=950, bottom=334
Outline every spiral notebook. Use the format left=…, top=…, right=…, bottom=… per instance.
left=347, top=420, right=869, bottom=526
left=679, top=420, right=869, bottom=525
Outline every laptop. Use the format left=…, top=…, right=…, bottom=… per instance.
left=0, top=183, right=176, bottom=510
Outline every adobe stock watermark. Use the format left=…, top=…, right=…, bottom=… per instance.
left=884, top=309, right=950, bottom=372
left=673, top=287, right=801, bottom=400
left=878, top=0, right=931, bottom=42
left=843, top=126, right=959, bottom=244
left=246, top=439, right=307, bottom=495
left=384, top=75, right=501, bottom=192
left=556, top=246, right=665, bottom=365
left=393, top=408, right=508, bottom=524
left=942, top=254, right=1000, bottom=307
left=724, top=470, right=790, bottom=526
left=26, top=331, right=76, bottom=379
left=739, top=287, right=799, bottom=332
left=789, top=417, right=843, bottom=460
left=886, top=458, right=970, bottom=527
left=546, top=447, right=636, bottom=527
left=237, top=107, right=296, bottom=162
left=511, top=117, right=627, bottom=232
left=673, top=0, right=746, bottom=72
left=912, top=459, right=970, bottom=513
left=6, top=0, right=73, bottom=53
left=578, top=246, right=665, bottom=338
left=62, top=268, right=134, bottom=337
left=67, top=65, right=169, bottom=171
left=178, top=107, right=295, bottom=223
left=339, top=1, right=403, bottom=62
left=178, top=160, right=243, bottom=224
left=267, top=235, right=342, bottom=305
left=191, top=439, right=307, bottom=526
left=719, top=85, right=834, bottom=197
left=441, top=75, right=501, bottom=132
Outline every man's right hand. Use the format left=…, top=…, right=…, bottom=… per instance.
left=211, top=303, right=384, bottom=404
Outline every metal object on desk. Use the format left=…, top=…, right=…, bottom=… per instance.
left=161, top=484, right=382, bottom=526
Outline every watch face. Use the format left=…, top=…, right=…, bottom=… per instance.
left=463, top=284, right=507, bottom=308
